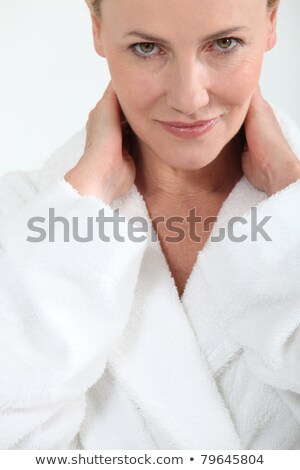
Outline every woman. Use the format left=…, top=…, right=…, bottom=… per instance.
left=0, top=0, right=300, bottom=450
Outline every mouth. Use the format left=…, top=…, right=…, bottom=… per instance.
left=159, top=118, right=220, bottom=127
left=157, top=116, right=222, bottom=139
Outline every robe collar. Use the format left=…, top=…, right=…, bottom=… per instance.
left=107, top=174, right=266, bottom=449
left=37, top=104, right=298, bottom=449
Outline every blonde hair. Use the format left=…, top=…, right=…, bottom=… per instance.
left=89, top=0, right=101, bottom=17
left=89, top=0, right=280, bottom=18
left=267, top=0, right=280, bottom=8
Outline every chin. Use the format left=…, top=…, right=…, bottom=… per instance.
left=164, top=149, right=221, bottom=171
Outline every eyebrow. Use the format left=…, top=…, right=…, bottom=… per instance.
left=123, top=26, right=250, bottom=44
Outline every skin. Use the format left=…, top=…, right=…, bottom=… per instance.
left=63, top=0, right=300, bottom=298
left=66, top=0, right=300, bottom=207
left=87, top=0, right=278, bottom=199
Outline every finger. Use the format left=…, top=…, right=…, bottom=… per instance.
left=254, top=83, right=262, bottom=96
left=101, top=80, right=117, bottom=103
left=103, top=80, right=113, bottom=95
left=99, top=83, right=124, bottom=130
left=103, top=90, right=131, bottom=143
left=249, top=83, right=265, bottom=109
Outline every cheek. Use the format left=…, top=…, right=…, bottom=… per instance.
left=213, top=54, right=264, bottom=105
left=109, top=64, right=156, bottom=117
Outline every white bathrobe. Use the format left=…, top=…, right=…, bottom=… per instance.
left=0, top=104, right=300, bottom=450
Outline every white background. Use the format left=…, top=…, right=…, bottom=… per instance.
left=0, top=0, right=299, bottom=175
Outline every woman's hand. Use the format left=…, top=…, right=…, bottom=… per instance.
left=64, top=81, right=136, bottom=205
left=241, top=84, right=300, bottom=197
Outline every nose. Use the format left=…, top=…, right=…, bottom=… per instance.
left=166, top=59, right=210, bottom=116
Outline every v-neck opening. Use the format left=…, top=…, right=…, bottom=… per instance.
left=131, top=174, right=247, bottom=306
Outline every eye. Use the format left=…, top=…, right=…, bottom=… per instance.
left=129, top=37, right=244, bottom=60
left=130, top=42, right=163, bottom=59
left=212, top=37, right=242, bottom=55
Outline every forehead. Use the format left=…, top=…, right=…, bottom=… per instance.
left=101, top=0, right=266, bottom=43
left=102, top=0, right=265, bottom=29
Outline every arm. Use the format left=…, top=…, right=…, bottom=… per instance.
left=202, top=178, right=300, bottom=397
left=0, top=175, right=147, bottom=449
left=230, top=178, right=300, bottom=393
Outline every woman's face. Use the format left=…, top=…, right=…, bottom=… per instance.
left=90, top=0, right=278, bottom=170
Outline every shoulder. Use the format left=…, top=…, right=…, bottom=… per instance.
left=0, top=170, right=40, bottom=218
left=0, top=127, right=86, bottom=218
left=36, top=127, right=86, bottom=188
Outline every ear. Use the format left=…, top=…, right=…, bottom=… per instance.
left=265, top=6, right=279, bottom=51
left=84, top=0, right=106, bottom=58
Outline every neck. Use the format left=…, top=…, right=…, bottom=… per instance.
left=128, top=127, right=245, bottom=207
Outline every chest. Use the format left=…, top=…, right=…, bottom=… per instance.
left=151, top=207, right=219, bottom=299
left=143, top=186, right=235, bottom=298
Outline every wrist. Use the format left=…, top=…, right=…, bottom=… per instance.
left=265, top=157, right=300, bottom=197
left=64, top=167, right=117, bottom=205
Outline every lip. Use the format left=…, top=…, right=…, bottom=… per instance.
left=158, top=116, right=221, bottom=139
left=159, top=118, right=219, bottom=127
